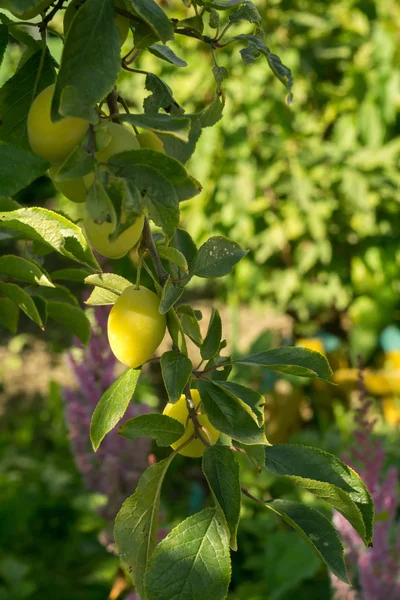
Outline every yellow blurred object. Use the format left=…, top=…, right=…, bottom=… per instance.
left=334, top=368, right=400, bottom=396
left=296, top=338, right=325, bottom=356
left=382, top=397, right=400, bottom=426
left=384, top=351, right=400, bottom=370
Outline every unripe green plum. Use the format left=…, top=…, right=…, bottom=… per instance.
left=107, top=285, right=166, bottom=368
left=84, top=122, right=140, bottom=187
left=136, top=131, right=165, bottom=153
left=27, top=84, right=89, bottom=164
left=64, top=0, right=130, bottom=45
left=49, top=166, right=88, bottom=203
left=163, top=390, right=220, bottom=458
left=7, top=0, right=52, bottom=19
left=84, top=207, right=144, bottom=259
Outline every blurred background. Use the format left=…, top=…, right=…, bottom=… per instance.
left=1, top=0, right=400, bottom=598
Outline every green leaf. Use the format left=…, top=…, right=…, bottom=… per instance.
left=0, top=207, right=99, bottom=269
left=264, top=444, right=374, bottom=546
left=166, top=308, right=187, bottom=355
left=202, top=446, right=241, bottom=551
left=119, top=413, right=185, bottom=447
left=86, top=286, right=119, bottom=306
left=0, top=255, right=54, bottom=287
left=25, top=283, right=78, bottom=305
left=0, top=281, right=42, bottom=328
left=84, top=272, right=131, bottom=295
left=197, top=380, right=267, bottom=445
left=108, top=159, right=179, bottom=236
left=157, top=245, right=188, bottom=272
left=143, top=73, right=181, bottom=115
left=158, top=116, right=202, bottom=164
left=234, top=346, right=333, bottom=381
left=238, top=443, right=265, bottom=470
left=0, top=50, right=55, bottom=148
left=121, top=113, right=190, bottom=141
left=144, top=508, right=231, bottom=600
left=214, top=380, right=265, bottom=427
left=0, top=297, right=19, bottom=333
left=0, top=24, right=7, bottom=69
left=191, top=236, right=247, bottom=278
left=201, top=308, right=222, bottom=360
left=90, top=368, right=141, bottom=451
left=126, top=0, right=174, bottom=43
left=148, top=43, right=187, bottom=68
left=115, top=457, right=174, bottom=598
left=159, top=278, right=184, bottom=314
left=177, top=304, right=202, bottom=346
left=161, top=350, right=192, bottom=403
left=56, top=145, right=96, bottom=181
left=52, top=0, right=120, bottom=122
left=197, top=94, right=225, bottom=128
left=210, top=0, right=243, bottom=8
left=0, top=143, right=49, bottom=196
left=51, top=268, right=92, bottom=282
left=169, top=228, right=196, bottom=281
left=265, top=499, right=348, bottom=583
left=229, top=1, right=262, bottom=25
left=46, top=301, right=90, bottom=344
left=109, top=149, right=201, bottom=202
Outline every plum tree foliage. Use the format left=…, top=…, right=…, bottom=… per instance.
left=0, top=0, right=373, bottom=598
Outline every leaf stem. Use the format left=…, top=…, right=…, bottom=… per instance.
left=241, top=487, right=266, bottom=506
left=106, top=89, right=121, bottom=123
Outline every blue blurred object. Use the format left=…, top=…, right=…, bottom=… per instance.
left=315, top=331, right=341, bottom=353
left=380, top=325, right=400, bottom=352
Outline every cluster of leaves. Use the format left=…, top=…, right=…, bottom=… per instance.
left=0, top=1, right=375, bottom=599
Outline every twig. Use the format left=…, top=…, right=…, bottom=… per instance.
left=184, top=383, right=211, bottom=449
left=241, top=487, right=266, bottom=506
left=39, top=0, right=65, bottom=31
left=106, top=89, right=121, bottom=123
left=141, top=218, right=169, bottom=286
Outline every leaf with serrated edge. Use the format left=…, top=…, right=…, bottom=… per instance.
left=86, top=286, right=119, bottom=306
left=144, top=507, right=231, bottom=600
left=0, top=281, right=42, bottom=327
left=0, top=144, right=49, bottom=196
left=0, top=207, right=99, bottom=269
left=265, top=443, right=374, bottom=546
left=120, top=113, right=190, bottom=141
left=161, top=350, right=192, bottom=403
left=265, top=499, right=349, bottom=583
left=197, top=380, right=267, bottom=445
left=119, top=413, right=184, bottom=446
left=191, top=236, right=247, bottom=278
left=157, top=245, right=188, bottom=272
left=125, top=0, right=174, bottom=43
left=235, top=346, right=333, bottom=381
left=0, top=255, right=54, bottom=287
left=202, top=446, right=241, bottom=550
left=214, top=380, right=265, bottom=427
left=115, top=457, right=174, bottom=598
left=201, top=307, right=222, bottom=361
left=85, top=273, right=131, bottom=295
left=90, top=368, right=141, bottom=451
left=52, top=0, right=120, bottom=122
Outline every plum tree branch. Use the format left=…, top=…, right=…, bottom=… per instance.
left=183, top=383, right=211, bottom=449
left=141, top=218, right=169, bottom=286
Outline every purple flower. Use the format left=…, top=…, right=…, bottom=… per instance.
left=331, top=369, right=400, bottom=599
left=63, top=306, right=152, bottom=525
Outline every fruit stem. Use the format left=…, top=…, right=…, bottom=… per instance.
left=135, top=250, right=143, bottom=290
left=39, top=0, right=65, bottom=32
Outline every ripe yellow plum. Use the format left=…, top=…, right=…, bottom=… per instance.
left=84, top=207, right=144, bottom=259
left=163, top=390, right=220, bottom=458
left=136, top=131, right=165, bottom=153
left=27, top=84, right=89, bottom=164
left=107, top=285, right=166, bottom=368
left=8, top=0, right=52, bottom=19
left=64, top=0, right=130, bottom=45
left=49, top=166, right=88, bottom=203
